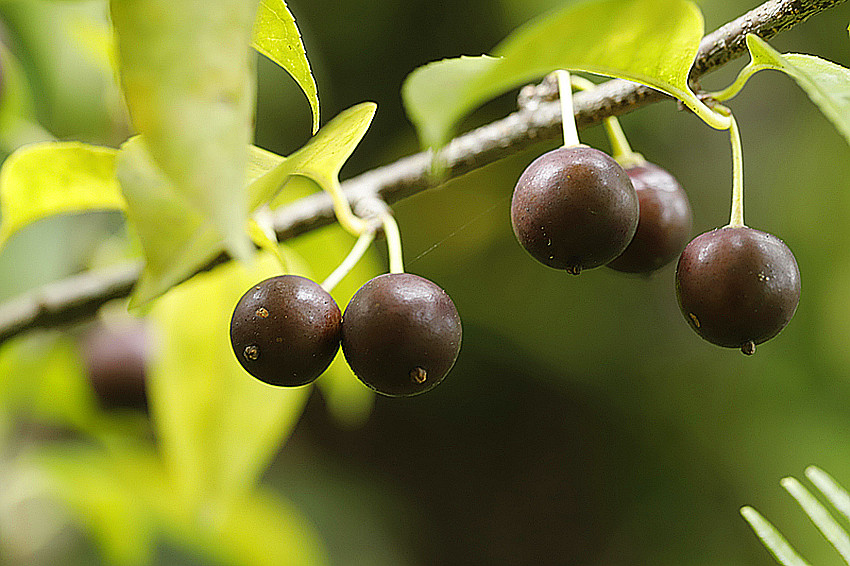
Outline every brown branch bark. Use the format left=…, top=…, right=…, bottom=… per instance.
left=0, top=0, right=845, bottom=345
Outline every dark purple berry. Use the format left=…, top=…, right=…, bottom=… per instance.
left=675, top=226, right=801, bottom=354
left=607, top=162, right=692, bottom=273
left=341, top=273, right=462, bottom=397
left=510, top=145, right=638, bottom=274
left=81, top=321, right=149, bottom=410
left=230, top=275, right=341, bottom=386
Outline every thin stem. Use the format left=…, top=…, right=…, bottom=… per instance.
left=248, top=210, right=291, bottom=273
left=321, top=227, right=377, bottom=293
left=324, top=178, right=371, bottom=236
left=726, top=110, right=746, bottom=227
left=602, top=116, right=639, bottom=162
left=381, top=212, right=404, bottom=274
left=556, top=70, right=580, bottom=147
left=570, top=75, right=644, bottom=166
left=711, top=62, right=770, bottom=101
left=681, top=96, right=733, bottom=130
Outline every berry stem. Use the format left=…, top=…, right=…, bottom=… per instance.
left=381, top=211, right=405, bottom=274
left=710, top=61, right=770, bottom=102
left=248, top=211, right=292, bottom=273
left=325, top=179, right=371, bottom=236
left=321, top=226, right=378, bottom=293
left=556, top=70, right=580, bottom=148
left=602, top=117, right=639, bottom=164
left=682, top=97, right=733, bottom=131
left=726, top=110, right=746, bottom=228
left=569, top=75, right=645, bottom=167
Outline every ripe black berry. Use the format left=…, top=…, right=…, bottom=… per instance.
left=230, top=275, right=342, bottom=386
left=82, top=321, right=149, bottom=410
left=607, top=162, right=692, bottom=273
left=675, top=226, right=801, bottom=354
left=341, top=273, right=462, bottom=397
left=510, top=145, right=638, bottom=274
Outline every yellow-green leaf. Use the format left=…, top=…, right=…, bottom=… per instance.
left=119, top=141, right=287, bottom=308
left=114, top=137, right=220, bottom=309
left=0, top=331, right=99, bottom=431
left=110, top=0, right=258, bottom=262
left=250, top=102, right=377, bottom=207
left=117, top=103, right=376, bottom=308
left=252, top=0, right=319, bottom=133
left=33, top=442, right=327, bottom=566
left=33, top=444, right=159, bottom=566
left=214, top=488, right=328, bottom=566
left=147, top=251, right=310, bottom=511
left=0, top=142, right=124, bottom=248
left=402, top=0, right=714, bottom=149
left=744, top=35, right=850, bottom=147
left=0, top=43, right=53, bottom=155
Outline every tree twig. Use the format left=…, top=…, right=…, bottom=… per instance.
left=0, top=0, right=844, bottom=345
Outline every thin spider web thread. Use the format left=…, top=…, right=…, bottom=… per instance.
left=407, top=195, right=510, bottom=267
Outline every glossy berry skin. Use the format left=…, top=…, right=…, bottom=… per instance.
left=341, top=273, right=462, bottom=397
left=511, top=145, right=638, bottom=274
left=675, top=226, right=800, bottom=354
left=230, top=275, right=341, bottom=386
left=607, top=162, right=692, bottom=273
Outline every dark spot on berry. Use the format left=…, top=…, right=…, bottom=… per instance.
left=410, top=366, right=428, bottom=384
left=230, top=275, right=341, bottom=386
left=244, top=345, right=260, bottom=360
left=342, top=273, right=461, bottom=397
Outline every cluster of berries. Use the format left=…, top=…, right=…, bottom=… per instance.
left=511, top=145, right=801, bottom=355
left=230, top=273, right=461, bottom=397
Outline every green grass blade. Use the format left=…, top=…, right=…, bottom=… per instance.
left=806, top=467, right=850, bottom=528
left=740, top=506, right=812, bottom=566
left=782, top=476, right=850, bottom=565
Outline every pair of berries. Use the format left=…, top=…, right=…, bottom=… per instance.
left=229, top=273, right=462, bottom=396
left=511, top=145, right=801, bottom=354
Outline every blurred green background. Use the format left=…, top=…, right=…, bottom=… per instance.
left=1, top=0, right=850, bottom=565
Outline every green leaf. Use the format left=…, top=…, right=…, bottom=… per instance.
left=402, top=0, right=711, bottom=149
left=34, top=444, right=160, bottom=566
left=250, top=102, right=377, bottom=208
left=0, top=43, right=37, bottom=128
left=34, top=442, right=327, bottom=566
left=0, top=142, right=124, bottom=249
left=110, top=0, right=258, bottom=262
left=0, top=43, right=53, bottom=156
left=315, top=349, right=374, bottom=428
left=213, top=488, right=328, bottom=566
left=118, top=103, right=375, bottom=308
left=252, top=0, right=319, bottom=133
left=743, top=35, right=850, bottom=147
left=247, top=144, right=286, bottom=186
left=0, top=331, right=99, bottom=430
left=0, top=1, right=118, bottom=140
left=114, top=136, right=221, bottom=309
left=147, top=251, right=311, bottom=511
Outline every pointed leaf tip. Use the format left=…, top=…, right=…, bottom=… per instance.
left=252, top=0, right=320, bottom=133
